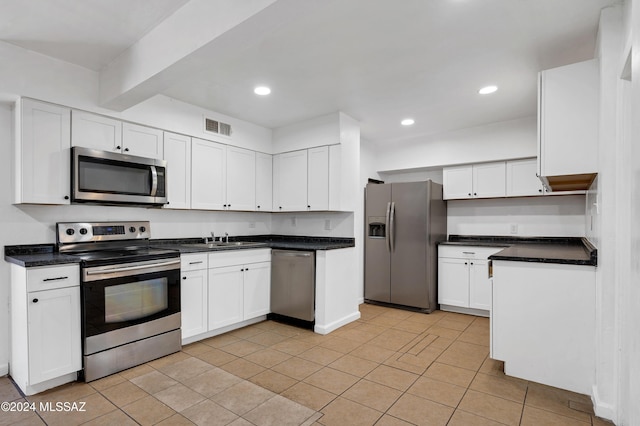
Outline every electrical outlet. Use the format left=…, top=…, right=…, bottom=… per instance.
left=510, top=224, right=518, bottom=234
left=291, top=216, right=297, bottom=227
left=324, top=219, right=331, bottom=230
left=249, top=221, right=256, bottom=229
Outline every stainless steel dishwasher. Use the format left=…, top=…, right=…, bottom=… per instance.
left=270, top=249, right=315, bottom=328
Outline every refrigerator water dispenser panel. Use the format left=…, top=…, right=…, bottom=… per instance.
left=368, top=216, right=386, bottom=238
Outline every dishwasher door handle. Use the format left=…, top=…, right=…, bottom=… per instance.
left=274, top=252, right=313, bottom=257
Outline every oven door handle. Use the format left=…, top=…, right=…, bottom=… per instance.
left=85, top=260, right=179, bottom=277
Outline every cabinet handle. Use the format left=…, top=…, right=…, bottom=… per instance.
left=473, top=192, right=477, bottom=196
left=224, top=204, right=227, bottom=208
left=464, top=262, right=468, bottom=265
left=257, top=205, right=260, bottom=209
left=228, top=204, right=231, bottom=209
left=538, top=189, right=542, bottom=193
left=64, top=195, right=69, bottom=200
left=124, top=148, right=129, bottom=152
left=189, top=261, right=203, bottom=265
left=43, top=276, right=68, bottom=282
left=462, top=251, right=475, bottom=255
left=116, top=146, right=121, bottom=150
left=279, top=206, right=282, bottom=210
left=183, top=277, right=187, bottom=280
left=241, top=268, right=245, bottom=272
left=470, top=262, right=474, bottom=265
left=468, top=193, right=471, bottom=196
left=32, top=298, right=38, bottom=303
left=245, top=267, right=249, bottom=271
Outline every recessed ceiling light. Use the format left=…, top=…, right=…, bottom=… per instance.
left=254, top=86, right=271, bottom=96
left=401, top=118, right=415, bottom=126
left=478, top=85, right=498, bottom=95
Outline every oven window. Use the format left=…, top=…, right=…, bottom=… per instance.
left=79, top=157, right=151, bottom=195
left=104, top=278, right=168, bottom=323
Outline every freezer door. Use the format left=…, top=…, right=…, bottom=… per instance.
left=364, top=184, right=391, bottom=303
left=390, top=182, right=430, bottom=309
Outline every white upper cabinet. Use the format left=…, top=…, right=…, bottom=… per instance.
left=255, top=152, right=273, bottom=211
left=71, top=110, right=122, bottom=152
left=273, top=150, right=308, bottom=212
left=191, top=138, right=227, bottom=210
left=226, top=146, right=256, bottom=211
left=506, top=158, right=545, bottom=197
left=14, top=98, right=71, bottom=204
left=71, top=111, right=163, bottom=159
left=122, top=122, right=164, bottom=159
left=443, top=165, right=473, bottom=199
left=473, top=162, right=506, bottom=198
left=307, top=146, right=329, bottom=211
left=443, top=162, right=505, bottom=200
left=163, top=132, right=191, bottom=209
left=538, top=59, right=598, bottom=190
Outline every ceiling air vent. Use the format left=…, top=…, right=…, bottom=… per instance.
left=204, top=117, right=232, bottom=137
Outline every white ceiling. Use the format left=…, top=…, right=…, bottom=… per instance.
left=0, top=0, right=615, bottom=144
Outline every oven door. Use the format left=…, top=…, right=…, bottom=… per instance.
left=82, top=258, right=180, bottom=355
left=72, top=146, right=167, bottom=206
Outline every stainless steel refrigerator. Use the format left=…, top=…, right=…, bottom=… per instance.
left=364, top=180, right=447, bottom=312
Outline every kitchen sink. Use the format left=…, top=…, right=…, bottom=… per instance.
left=182, top=241, right=267, bottom=249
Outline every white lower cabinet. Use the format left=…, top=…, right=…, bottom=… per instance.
left=10, top=264, right=81, bottom=396
left=438, top=246, right=504, bottom=316
left=492, top=261, right=595, bottom=394
left=181, top=249, right=271, bottom=343
left=180, top=254, right=208, bottom=340
left=209, top=265, right=245, bottom=329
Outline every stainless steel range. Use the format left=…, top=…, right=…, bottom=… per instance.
left=57, top=221, right=181, bottom=382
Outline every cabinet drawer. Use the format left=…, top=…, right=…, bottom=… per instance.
left=181, top=254, right=208, bottom=271
left=27, top=265, right=79, bottom=292
left=209, top=249, right=271, bottom=268
left=438, top=245, right=505, bottom=259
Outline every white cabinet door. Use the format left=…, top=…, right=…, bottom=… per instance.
left=181, top=269, right=208, bottom=340
left=273, top=150, right=308, bottom=211
left=71, top=110, right=122, bottom=152
left=443, top=166, right=473, bottom=200
left=226, top=146, right=256, bottom=211
left=208, top=266, right=243, bottom=329
left=122, top=122, right=163, bottom=159
left=473, top=162, right=506, bottom=198
left=307, top=146, right=329, bottom=211
left=164, top=132, right=191, bottom=209
left=437, top=258, right=469, bottom=307
left=16, top=99, right=71, bottom=204
left=538, top=59, right=598, bottom=178
left=243, top=262, right=271, bottom=320
left=469, top=260, right=491, bottom=310
left=506, top=158, right=545, bottom=197
left=28, top=286, right=81, bottom=385
left=255, top=152, right=273, bottom=211
left=191, top=138, right=226, bottom=210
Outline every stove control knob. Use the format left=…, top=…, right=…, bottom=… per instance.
left=65, top=229, right=75, bottom=236
left=79, top=228, right=88, bottom=235
left=139, top=226, right=146, bottom=233
left=129, top=226, right=136, bottom=233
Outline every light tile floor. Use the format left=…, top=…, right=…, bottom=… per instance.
left=0, top=304, right=615, bottom=425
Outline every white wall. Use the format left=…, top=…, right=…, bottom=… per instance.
left=375, top=116, right=537, bottom=173
left=447, top=195, right=587, bottom=237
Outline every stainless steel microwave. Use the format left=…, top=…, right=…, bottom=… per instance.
left=72, top=147, right=167, bottom=206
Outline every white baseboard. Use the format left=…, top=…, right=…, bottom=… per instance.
left=592, top=384, right=616, bottom=422
left=0, top=363, right=8, bottom=376
left=357, top=297, right=364, bottom=305
left=314, top=311, right=361, bottom=335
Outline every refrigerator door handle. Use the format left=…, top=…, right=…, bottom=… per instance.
left=385, top=202, right=391, bottom=252
left=390, top=201, right=396, bottom=252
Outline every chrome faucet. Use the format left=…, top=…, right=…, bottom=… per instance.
left=203, top=231, right=215, bottom=243
left=224, top=232, right=229, bottom=243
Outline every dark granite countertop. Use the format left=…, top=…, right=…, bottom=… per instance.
left=441, top=235, right=597, bottom=266
left=5, top=235, right=356, bottom=267
left=4, top=245, right=82, bottom=267
left=152, top=235, right=355, bottom=253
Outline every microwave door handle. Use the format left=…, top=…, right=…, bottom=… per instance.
left=150, top=166, right=158, bottom=196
